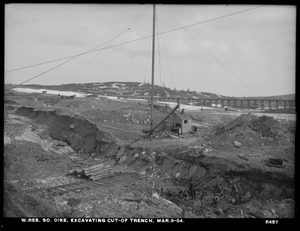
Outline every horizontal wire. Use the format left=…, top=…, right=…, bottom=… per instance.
left=5, top=5, right=264, bottom=74
left=6, top=6, right=150, bottom=90
left=160, top=5, right=258, bottom=96
left=61, top=5, right=150, bottom=85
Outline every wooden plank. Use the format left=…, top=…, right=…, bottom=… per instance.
left=89, top=172, right=114, bottom=178
left=84, top=163, right=105, bottom=171
left=123, top=197, right=142, bottom=203
left=83, top=164, right=107, bottom=173
left=55, top=187, right=68, bottom=192
left=90, top=175, right=114, bottom=181
left=89, top=181, right=110, bottom=186
left=93, top=180, right=112, bottom=186
left=84, top=168, right=112, bottom=176
left=87, top=169, right=113, bottom=176
left=83, top=182, right=104, bottom=188
left=89, top=171, right=114, bottom=177
left=64, top=184, right=87, bottom=191
left=91, top=176, right=114, bottom=181
left=61, top=185, right=79, bottom=190
left=90, top=174, right=115, bottom=180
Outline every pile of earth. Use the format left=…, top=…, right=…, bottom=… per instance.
left=14, top=106, right=117, bottom=158
left=208, top=113, right=295, bottom=149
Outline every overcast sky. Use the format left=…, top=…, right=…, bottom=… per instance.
left=5, top=4, right=296, bottom=97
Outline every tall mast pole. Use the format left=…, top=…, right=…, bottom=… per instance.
left=150, top=4, right=156, bottom=135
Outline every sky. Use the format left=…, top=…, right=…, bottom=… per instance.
left=5, top=4, right=296, bottom=97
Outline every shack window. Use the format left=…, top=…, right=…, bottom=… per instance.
left=194, top=127, right=197, bottom=132
left=175, top=123, right=181, bottom=127
left=184, top=120, right=188, bottom=124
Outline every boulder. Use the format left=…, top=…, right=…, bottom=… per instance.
left=233, top=140, right=242, bottom=148
left=152, top=192, right=159, bottom=199
left=57, top=141, right=67, bottom=146
left=118, top=156, right=126, bottom=165
left=261, top=210, right=273, bottom=218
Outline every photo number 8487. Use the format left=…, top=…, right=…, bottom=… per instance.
left=265, top=220, right=278, bottom=224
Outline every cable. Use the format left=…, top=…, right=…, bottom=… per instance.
left=156, top=9, right=176, bottom=90
left=61, top=5, right=150, bottom=85
left=5, top=5, right=264, bottom=74
left=156, top=13, right=163, bottom=87
left=7, top=5, right=150, bottom=90
left=160, top=5, right=258, bottom=96
left=143, top=27, right=152, bottom=84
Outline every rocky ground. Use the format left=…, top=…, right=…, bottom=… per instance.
left=3, top=91, right=296, bottom=221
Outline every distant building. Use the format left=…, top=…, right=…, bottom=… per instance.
left=167, top=111, right=191, bottom=134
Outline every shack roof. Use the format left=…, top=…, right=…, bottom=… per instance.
left=173, top=111, right=190, bottom=120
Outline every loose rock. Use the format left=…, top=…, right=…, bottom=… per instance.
left=233, top=140, right=242, bottom=148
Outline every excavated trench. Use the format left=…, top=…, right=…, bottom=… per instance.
left=13, top=106, right=295, bottom=203
left=15, top=107, right=118, bottom=159
left=120, top=146, right=294, bottom=202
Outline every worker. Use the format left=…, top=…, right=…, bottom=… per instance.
left=90, top=152, right=95, bottom=159
left=199, top=191, right=205, bottom=207
left=160, top=188, right=166, bottom=198
left=183, top=190, right=189, bottom=201
left=231, top=183, right=238, bottom=201
left=166, top=190, right=173, bottom=198
left=189, top=182, right=196, bottom=200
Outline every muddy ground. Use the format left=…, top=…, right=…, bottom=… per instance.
left=3, top=91, right=296, bottom=221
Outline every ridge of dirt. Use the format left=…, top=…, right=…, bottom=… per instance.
left=208, top=113, right=295, bottom=149
left=14, top=106, right=117, bottom=158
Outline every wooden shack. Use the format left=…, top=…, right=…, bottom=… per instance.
left=167, top=111, right=191, bottom=134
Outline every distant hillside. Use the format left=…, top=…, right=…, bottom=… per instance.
left=9, top=82, right=295, bottom=101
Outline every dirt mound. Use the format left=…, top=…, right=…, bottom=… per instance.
left=209, top=113, right=295, bottom=149
left=15, top=107, right=117, bottom=157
